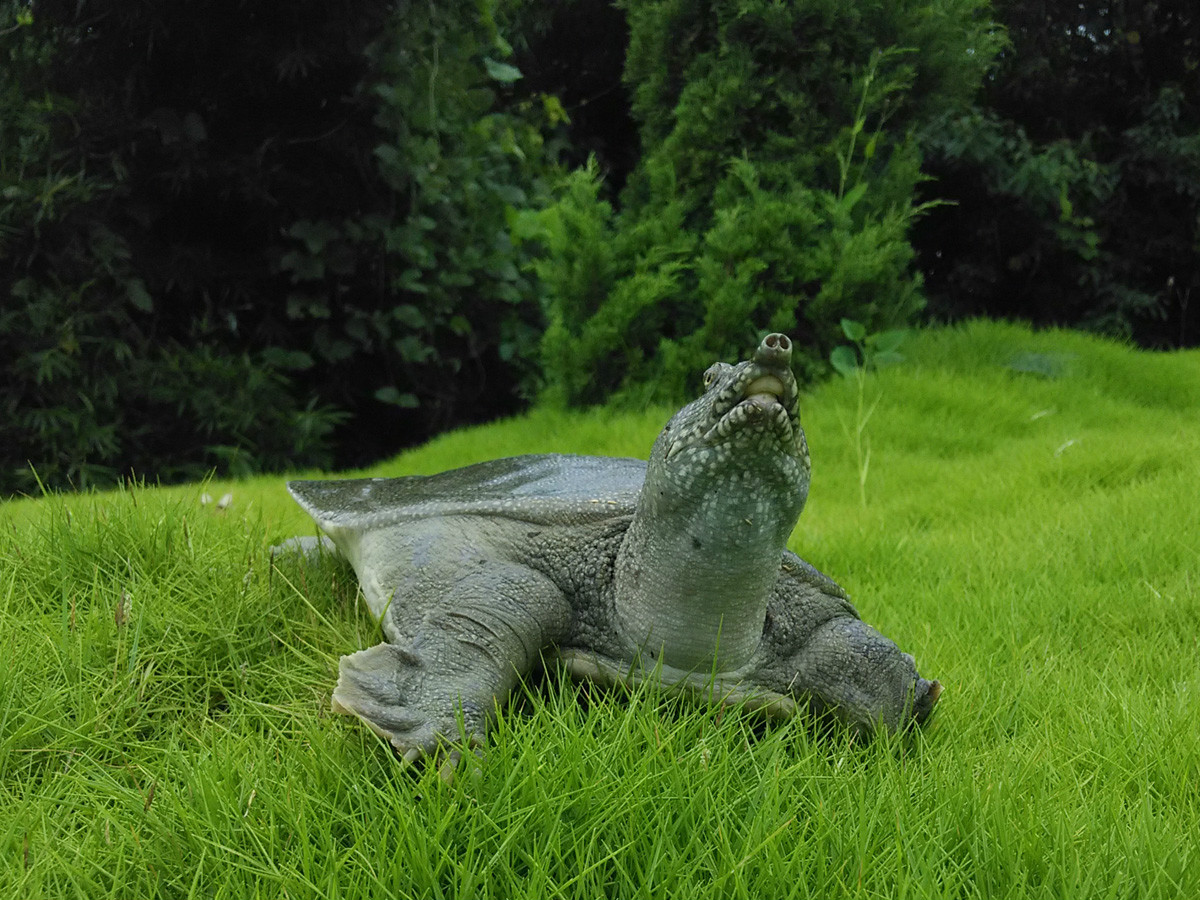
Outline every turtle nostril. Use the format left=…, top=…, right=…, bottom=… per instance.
left=756, top=333, right=793, bottom=365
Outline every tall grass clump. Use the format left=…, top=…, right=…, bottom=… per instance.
left=2, top=320, right=1199, bottom=898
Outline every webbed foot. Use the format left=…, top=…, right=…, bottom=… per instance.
left=331, top=563, right=571, bottom=770
left=331, top=642, right=487, bottom=764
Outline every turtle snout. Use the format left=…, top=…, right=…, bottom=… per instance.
left=755, top=333, right=792, bottom=367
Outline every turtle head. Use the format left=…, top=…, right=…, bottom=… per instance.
left=646, top=333, right=810, bottom=535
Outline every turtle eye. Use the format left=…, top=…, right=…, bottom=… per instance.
left=703, top=362, right=730, bottom=389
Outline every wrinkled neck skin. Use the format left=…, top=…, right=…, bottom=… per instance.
left=614, top=434, right=808, bottom=672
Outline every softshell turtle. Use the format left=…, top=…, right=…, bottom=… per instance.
left=285, top=333, right=940, bottom=759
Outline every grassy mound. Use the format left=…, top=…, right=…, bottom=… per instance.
left=3, top=320, right=1198, bottom=897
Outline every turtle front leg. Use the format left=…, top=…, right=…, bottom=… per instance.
left=758, top=557, right=940, bottom=735
left=331, top=562, right=571, bottom=762
left=782, top=616, right=941, bottom=735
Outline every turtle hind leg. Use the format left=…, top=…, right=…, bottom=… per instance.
left=331, top=563, right=571, bottom=762
left=271, top=534, right=340, bottom=559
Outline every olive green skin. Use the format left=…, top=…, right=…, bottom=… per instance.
left=286, top=334, right=940, bottom=758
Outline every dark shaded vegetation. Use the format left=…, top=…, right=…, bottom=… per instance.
left=914, top=0, right=1200, bottom=347
left=2, top=0, right=1197, bottom=494
left=2, top=0, right=559, bottom=492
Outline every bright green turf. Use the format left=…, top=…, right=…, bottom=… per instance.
left=3, top=320, right=1198, bottom=898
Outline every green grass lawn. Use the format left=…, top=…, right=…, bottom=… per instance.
left=3, top=320, right=1198, bottom=898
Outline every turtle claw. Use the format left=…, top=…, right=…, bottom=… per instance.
left=438, top=748, right=478, bottom=784
left=438, top=750, right=461, bottom=781
left=393, top=738, right=483, bottom=786
left=393, top=740, right=483, bottom=785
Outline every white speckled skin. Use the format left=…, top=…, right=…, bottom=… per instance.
left=613, top=333, right=810, bottom=670
left=285, top=334, right=940, bottom=758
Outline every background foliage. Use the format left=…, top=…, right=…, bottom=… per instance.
left=914, top=0, right=1200, bottom=346
left=3, top=0, right=1199, bottom=493
left=529, top=0, right=998, bottom=405
left=1, top=0, right=557, bottom=493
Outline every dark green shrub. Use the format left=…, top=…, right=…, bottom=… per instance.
left=278, top=1, right=559, bottom=433
left=528, top=0, right=999, bottom=406
left=0, top=1, right=355, bottom=493
left=915, top=0, right=1200, bottom=347
left=1, top=0, right=559, bottom=494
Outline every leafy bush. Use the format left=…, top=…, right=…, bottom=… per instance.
left=1, top=275, right=344, bottom=491
left=278, top=1, right=559, bottom=432
left=1, top=0, right=559, bottom=494
left=915, top=0, right=1200, bottom=347
left=528, top=0, right=999, bottom=406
